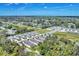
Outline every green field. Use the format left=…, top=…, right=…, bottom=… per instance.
left=54, top=32, right=79, bottom=42
left=35, top=28, right=50, bottom=34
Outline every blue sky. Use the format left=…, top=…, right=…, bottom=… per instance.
left=0, top=3, right=79, bottom=16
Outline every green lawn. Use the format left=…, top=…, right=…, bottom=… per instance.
left=54, top=32, right=79, bottom=41
left=35, top=28, right=50, bottom=34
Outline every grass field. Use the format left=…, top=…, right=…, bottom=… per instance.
left=35, top=28, right=50, bottom=34
left=54, top=32, right=79, bottom=42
